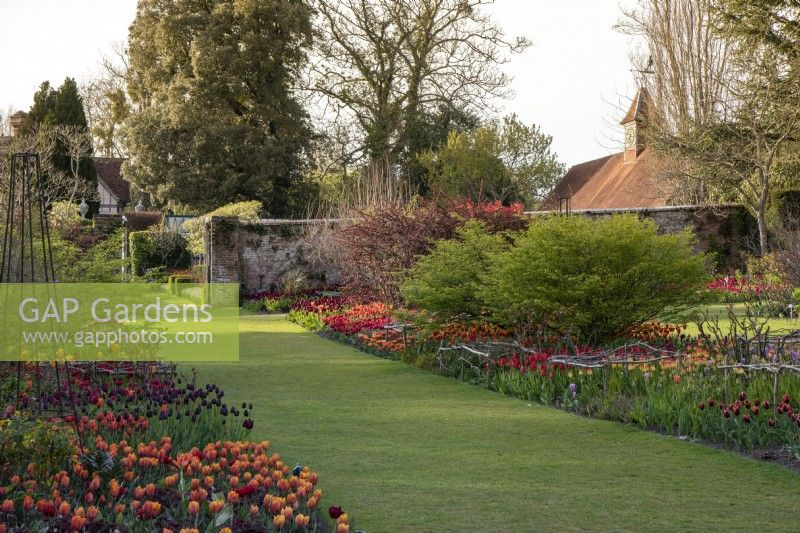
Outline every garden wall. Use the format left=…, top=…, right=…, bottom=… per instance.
left=531, top=204, right=755, bottom=269
left=208, top=205, right=753, bottom=291
left=205, top=217, right=340, bottom=291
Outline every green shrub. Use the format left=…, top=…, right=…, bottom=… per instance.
left=50, top=226, right=129, bottom=282
left=481, top=214, right=709, bottom=342
left=401, top=220, right=507, bottom=324
left=183, top=200, right=261, bottom=255
left=265, top=296, right=294, bottom=313
left=129, top=230, right=191, bottom=277
left=241, top=299, right=264, bottom=313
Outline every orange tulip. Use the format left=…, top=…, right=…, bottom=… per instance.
left=187, top=501, right=200, bottom=515
left=273, top=514, right=286, bottom=529
left=58, top=501, right=71, bottom=516
left=1, top=500, right=13, bottom=513
left=70, top=515, right=87, bottom=529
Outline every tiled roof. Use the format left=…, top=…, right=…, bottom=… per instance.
left=542, top=148, right=668, bottom=210
left=93, top=157, right=130, bottom=204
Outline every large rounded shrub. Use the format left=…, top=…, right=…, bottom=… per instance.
left=481, top=214, right=709, bottom=342
left=401, top=220, right=508, bottom=324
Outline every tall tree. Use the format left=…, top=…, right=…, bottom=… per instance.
left=419, top=115, right=564, bottom=207
left=4, top=125, right=96, bottom=210
left=24, top=78, right=97, bottom=188
left=82, top=43, right=133, bottom=158
left=125, top=0, right=314, bottom=215
left=629, top=0, right=800, bottom=253
left=618, top=0, right=732, bottom=131
left=310, top=0, right=529, bottom=191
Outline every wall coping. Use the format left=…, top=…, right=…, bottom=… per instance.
left=525, top=204, right=743, bottom=216
left=206, top=216, right=344, bottom=225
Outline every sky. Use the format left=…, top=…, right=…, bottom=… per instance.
left=0, top=0, right=640, bottom=168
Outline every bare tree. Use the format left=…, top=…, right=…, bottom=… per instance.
left=81, top=42, right=132, bottom=158
left=619, top=1, right=800, bottom=254
left=618, top=0, right=733, bottom=131
left=310, top=0, right=529, bottom=172
left=3, top=126, right=96, bottom=210
left=658, top=49, right=800, bottom=254
left=617, top=0, right=734, bottom=205
left=0, top=107, right=13, bottom=136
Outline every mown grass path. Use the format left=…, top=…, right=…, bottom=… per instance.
left=195, top=315, right=799, bottom=532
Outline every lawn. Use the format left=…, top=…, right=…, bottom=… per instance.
left=196, top=315, right=800, bottom=532
left=682, top=303, right=799, bottom=336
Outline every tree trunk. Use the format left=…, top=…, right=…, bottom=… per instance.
left=756, top=197, right=769, bottom=256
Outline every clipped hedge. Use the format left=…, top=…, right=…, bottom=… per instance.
left=183, top=200, right=261, bottom=255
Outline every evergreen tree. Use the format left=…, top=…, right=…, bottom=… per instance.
left=124, top=0, right=314, bottom=215
left=26, top=78, right=96, bottom=187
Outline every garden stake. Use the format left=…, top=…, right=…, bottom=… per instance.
left=772, top=371, right=779, bottom=412
left=723, top=367, right=729, bottom=404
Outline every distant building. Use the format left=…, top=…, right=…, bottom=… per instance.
left=94, top=157, right=130, bottom=214
left=0, top=111, right=28, bottom=160
left=543, top=89, right=670, bottom=210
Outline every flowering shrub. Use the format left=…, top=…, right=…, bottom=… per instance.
left=448, top=199, right=528, bottom=232
left=334, top=200, right=529, bottom=303
left=708, top=276, right=765, bottom=295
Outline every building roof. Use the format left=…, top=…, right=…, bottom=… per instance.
left=542, top=147, right=668, bottom=210
left=93, top=157, right=130, bottom=204
left=619, top=88, right=650, bottom=125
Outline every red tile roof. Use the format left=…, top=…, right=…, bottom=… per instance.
left=542, top=148, right=669, bottom=210
left=93, top=157, right=130, bottom=204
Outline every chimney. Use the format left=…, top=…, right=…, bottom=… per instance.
left=9, top=111, right=27, bottom=136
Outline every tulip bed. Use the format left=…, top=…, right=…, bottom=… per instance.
left=0, top=364, right=350, bottom=532
left=286, top=296, right=800, bottom=464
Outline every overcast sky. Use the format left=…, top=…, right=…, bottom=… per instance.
left=0, top=0, right=640, bottom=168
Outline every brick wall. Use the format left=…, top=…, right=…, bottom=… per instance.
left=206, top=217, right=340, bottom=291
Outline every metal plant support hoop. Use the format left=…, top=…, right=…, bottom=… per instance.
left=0, top=153, right=63, bottom=414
